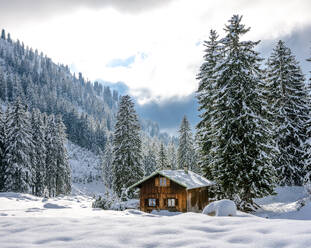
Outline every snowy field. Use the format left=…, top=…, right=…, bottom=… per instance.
left=1, top=187, right=311, bottom=248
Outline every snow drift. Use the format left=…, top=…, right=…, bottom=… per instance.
left=202, top=199, right=237, bottom=216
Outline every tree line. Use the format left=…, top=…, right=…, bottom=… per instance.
left=0, top=99, right=71, bottom=197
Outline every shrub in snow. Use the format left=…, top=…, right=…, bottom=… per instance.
left=92, top=191, right=124, bottom=211
left=92, top=191, right=139, bottom=211
left=202, top=199, right=237, bottom=216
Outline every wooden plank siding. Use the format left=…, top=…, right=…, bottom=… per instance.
left=139, top=174, right=187, bottom=212
left=187, top=187, right=210, bottom=212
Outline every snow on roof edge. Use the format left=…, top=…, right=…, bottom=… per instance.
left=129, top=170, right=215, bottom=190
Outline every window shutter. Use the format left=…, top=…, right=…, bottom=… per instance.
left=155, top=177, right=159, bottom=187
left=156, top=199, right=159, bottom=206
left=164, top=198, right=167, bottom=207
left=167, top=179, right=170, bottom=187
left=175, top=198, right=178, bottom=206
left=145, top=199, right=148, bottom=207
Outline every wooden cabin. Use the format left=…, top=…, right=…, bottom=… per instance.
left=129, top=169, right=215, bottom=213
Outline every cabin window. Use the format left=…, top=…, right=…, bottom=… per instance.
left=159, top=177, right=167, bottom=186
left=167, top=199, right=176, bottom=207
left=148, top=199, right=157, bottom=207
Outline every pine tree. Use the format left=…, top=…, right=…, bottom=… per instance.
left=55, top=115, right=71, bottom=195
left=196, top=30, right=221, bottom=178
left=7, top=33, right=12, bottom=43
left=265, top=40, right=309, bottom=186
left=0, top=107, right=6, bottom=191
left=177, top=116, right=196, bottom=171
left=45, top=114, right=58, bottom=197
left=167, top=141, right=177, bottom=170
left=102, top=138, right=114, bottom=189
left=112, top=95, right=143, bottom=197
left=157, top=143, right=168, bottom=170
left=30, top=109, right=47, bottom=196
left=4, top=99, right=34, bottom=193
left=143, top=146, right=157, bottom=176
left=1, top=29, right=5, bottom=40
left=305, top=55, right=311, bottom=185
left=200, top=15, right=276, bottom=210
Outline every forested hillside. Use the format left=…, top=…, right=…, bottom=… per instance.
left=0, top=30, right=119, bottom=153
left=0, top=30, right=173, bottom=155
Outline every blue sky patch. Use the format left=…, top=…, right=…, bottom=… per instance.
left=107, top=55, right=136, bottom=68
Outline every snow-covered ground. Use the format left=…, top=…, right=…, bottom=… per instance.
left=1, top=187, right=311, bottom=248
left=255, top=186, right=311, bottom=220
left=67, top=142, right=102, bottom=185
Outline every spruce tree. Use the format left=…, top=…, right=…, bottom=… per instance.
left=30, top=109, right=47, bottom=196
left=177, top=116, right=196, bottom=171
left=196, top=30, right=221, bottom=178
left=199, top=15, right=276, bottom=210
left=305, top=55, right=311, bottom=185
left=45, top=114, right=58, bottom=197
left=157, top=143, right=168, bottom=170
left=102, top=138, right=114, bottom=189
left=167, top=141, right=177, bottom=170
left=0, top=107, right=5, bottom=191
left=4, top=99, right=34, bottom=193
left=1, top=29, right=5, bottom=40
left=143, top=146, right=157, bottom=176
left=55, top=115, right=71, bottom=195
left=112, top=95, right=143, bottom=197
left=265, top=40, right=309, bottom=186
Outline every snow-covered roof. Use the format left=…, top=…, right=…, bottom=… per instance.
left=129, top=170, right=215, bottom=190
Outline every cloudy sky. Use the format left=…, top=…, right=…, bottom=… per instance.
left=2, top=0, right=311, bottom=133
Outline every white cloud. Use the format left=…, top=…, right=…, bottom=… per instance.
left=5, top=0, right=311, bottom=103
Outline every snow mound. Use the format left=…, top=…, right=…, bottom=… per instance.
left=43, top=203, right=69, bottom=209
left=203, top=199, right=237, bottom=216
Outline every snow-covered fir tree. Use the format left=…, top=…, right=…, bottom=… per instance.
left=101, top=138, right=114, bottom=189
left=0, top=107, right=5, bottom=191
left=167, top=141, right=178, bottom=170
left=196, top=30, right=221, bottom=178
left=305, top=55, right=311, bottom=185
left=55, top=115, right=71, bottom=195
left=177, top=116, right=197, bottom=171
left=157, top=143, right=169, bottom=170
left=265, top=40, right=309, bottom=186
left=30, top=109, right=47, bottom=196
left=142, top=145, right=157, bottom=176
left=4, top=99, right=34, bottom=193
left=112, top=95, right=143, bottom=197
left=199, top=15, right=276, bottom=211
left=45, top=115, right=58, bottom=197
left=1, top=29, right=5, bottom=40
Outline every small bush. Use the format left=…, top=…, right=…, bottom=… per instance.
left=92, top=191, right=126, bottom=211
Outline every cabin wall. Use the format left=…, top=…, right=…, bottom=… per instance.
left=186, top=187, right=210, bottom=212
left=139, top=175, right=187, bottom=212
